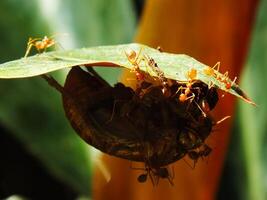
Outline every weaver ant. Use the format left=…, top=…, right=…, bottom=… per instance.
left=187, top=143, right=212, bottom=168
left=143, top=54, right=170, bottom=95
left=134, top=164, right=174, bottom=186
left=125, top=48, right=146, bottom=81
left=24, top=35, right=56, bottom=57
left=203, top=62, right=237, bottom=90
left=177, top=68, right=198, bottom=102
left=176, top=69, right=207, bottom=117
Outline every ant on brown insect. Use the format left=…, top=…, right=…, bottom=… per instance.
left=24, top=35, right=56, bottom=57
left=132, top=162, right=174, bottom=186
left=125, top=48, right=146, bottom=81
left=143, top=54, right=170, bottom=95
left=177, top=68, right=197, bottom=102
left=187, top=143, right=212, bottom=168
left=136, top=165, right=174, bottom=186
left=176, top=68, right=207, bottom=117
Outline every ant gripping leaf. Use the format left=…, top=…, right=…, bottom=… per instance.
left=24, top=36, right=56, bottom=57
left=0, top=43, right=256, bottom=106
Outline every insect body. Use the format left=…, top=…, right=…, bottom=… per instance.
left=24, top=36, right=56, bottom=57
left=178, top=68, right=197, bottom=102
left=203, top=62, right=237, bottom=90
left=143, top=54, right=170, bottom=95
left=143, top=54, right=167, bottom=83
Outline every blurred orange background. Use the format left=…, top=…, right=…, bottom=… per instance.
left=93, top=0, right=258, bottom=199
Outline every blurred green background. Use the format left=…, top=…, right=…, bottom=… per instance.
left=0, top=0, right=266, bottom=199
left=218, top=0, right=267, bottom=200
left=0, top=0, right=136, bottom=199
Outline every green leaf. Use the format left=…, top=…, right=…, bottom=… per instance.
left=0, top=43, right=255, bottom=105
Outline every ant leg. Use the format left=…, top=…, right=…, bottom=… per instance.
left=182, top=158, right=194, bottom=170
left=212, top=61, right=220, bottom=71
left=167, top=176, right=174, bottom=186
left=192, top=159, right=197, bottom=169
left=194, top=101, right=207, bottom=117
left=42, top=47, right=47, bottom=54
left=54, top=41, right=64, bottom=50
left=135, top=47, right=143, bottom=64
left=232, top=76, right=237, bottom=85
left=186, top=92, right=195, bottom=102
left=106, top=99, right=125, bottom=124
left=215, top=115, right=231, bottom=125
left=24, top=43, right=34, bottom=57
left=174, top=85, right=185, bottom=96
left=148, top=170, right=156, bottom=186
left=208, top=81, right=215, bottom=89
left=223, top=71, right=229, bottom=78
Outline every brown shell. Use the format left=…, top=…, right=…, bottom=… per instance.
left=62, top=67, right=214, bottom=167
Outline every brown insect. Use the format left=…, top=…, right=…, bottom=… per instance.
left=24, top=35, right=56, bottom=57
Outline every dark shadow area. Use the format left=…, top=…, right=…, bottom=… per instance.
left=0, top=125, right=78, bottom=200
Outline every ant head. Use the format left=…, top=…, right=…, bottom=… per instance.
left=137, top=173, right=148, bottom=183
left=125, top=49, right=137, bottom=62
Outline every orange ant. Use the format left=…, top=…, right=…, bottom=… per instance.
left=176, top=68, right=208, bottom=117
left=24, top=35, right=57, bottom=57
left=177, top=68, right=198, bottom=102
left=203, top=62, right=220, bottom=88
left=203, top=62, right=237, bottom=90
left=203, top=62, right=220, bottom=77
left=125, top=48, right=145, bottom=81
